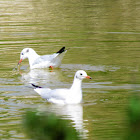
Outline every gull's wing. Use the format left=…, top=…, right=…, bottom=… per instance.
left=32, top=47, right=67, bottom=66
left=32, top=54, right=58, bottom=66
left=34, top=88, right=69, bottom=100
left=32, top=84, right=70, bottom=104
left=34, top=87, right=51, bottom=98
left=51, top=51, right=67, bottom=67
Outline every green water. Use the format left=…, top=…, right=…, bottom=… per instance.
left=0, top=0, right=140, bottom=139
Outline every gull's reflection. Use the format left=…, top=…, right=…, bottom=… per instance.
left=20, top=69, right=62, bottom=85
left=38, top=104, right=88, bottom=139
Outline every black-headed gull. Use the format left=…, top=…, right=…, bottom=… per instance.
left=31, top=70, right=92, bottom=104
left=18, top=47, right=67, bottom=69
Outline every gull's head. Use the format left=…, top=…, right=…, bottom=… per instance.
left=18, top=48, right=35, bottom=65
left=75, top=70, right=92, bottom=80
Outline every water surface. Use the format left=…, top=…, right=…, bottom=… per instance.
left=1, top=0, right=140, bottom=139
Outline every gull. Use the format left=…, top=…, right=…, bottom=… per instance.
left=18, top=47, right=67, bottom=69
left=31, top=70, right=92, bottom=104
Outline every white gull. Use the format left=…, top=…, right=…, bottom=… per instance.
left=31, top=70, right=92, bottom=104
left=18, top=47, right=67, bottom=69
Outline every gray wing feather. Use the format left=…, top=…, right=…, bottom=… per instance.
left=32, top=50, right=66, bottom=67
left=36, top=88, right=68, bottom=100
left=51, top=51, right=67, bottom=67
left=33, top=54, right=58, bottom=65
left=48, top=89, right=68, bottom=100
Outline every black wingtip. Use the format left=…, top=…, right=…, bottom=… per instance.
left=31, top=84, right=42, bottom=88
left=56, top=47, right=65, bottom=54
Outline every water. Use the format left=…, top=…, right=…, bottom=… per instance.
left=1, top=0, right=140, bottom=139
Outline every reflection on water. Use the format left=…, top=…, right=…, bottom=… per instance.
left=20, top=64, right=120, bottom=85
left=37, top=104, right=88, bottom=139
left=21, top=69, right=62, bottom=85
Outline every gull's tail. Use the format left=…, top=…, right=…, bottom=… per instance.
left=52, top=47, right=68, bottom=67
left=56, top=47, right=66, bottom=54
left=31, top=84, right=51, bottom=98
left=31, top=84, right=42, bottom=89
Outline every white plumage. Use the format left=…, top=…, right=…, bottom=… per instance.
left=32, top=70, right=92, bottom=104
left=18, top=47, right=67, bottom=69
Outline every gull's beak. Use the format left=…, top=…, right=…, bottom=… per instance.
left=86, top=75, right=92, bottom=79
left=18, top=59, right=23, bottom=65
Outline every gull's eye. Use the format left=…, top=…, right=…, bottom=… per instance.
left=80, top=73, right=83, bottom=75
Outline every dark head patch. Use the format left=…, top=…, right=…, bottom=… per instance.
left=26, top=49, right=29, bottom=52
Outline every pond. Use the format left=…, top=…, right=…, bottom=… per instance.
left=0, top=0, right=140, bottom=139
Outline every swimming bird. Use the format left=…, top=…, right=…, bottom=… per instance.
left=18, top=47, right=67, bottom=69
left=31, top=70, right=92, bottom=104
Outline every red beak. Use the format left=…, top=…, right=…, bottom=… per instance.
left=86, top=76, right=92, bottom=79
left=18, top=59, right=23, bottom=65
